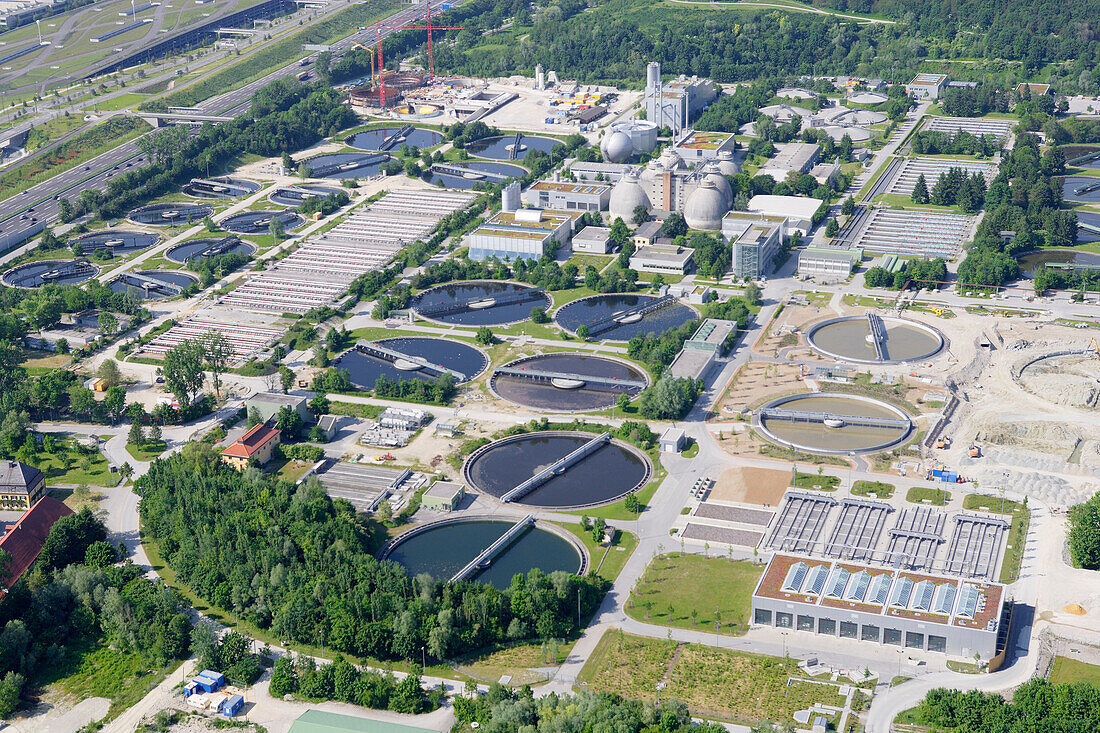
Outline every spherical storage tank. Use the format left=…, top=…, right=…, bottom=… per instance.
left=715, top=150, right=741, bottom=177
left=704, top=165, right=733, bottom=207
left=683, top=180, right=727, bottom=231
left=609, top=171, right=650, bottom=225
left=600, top=131, right=633, bottom=164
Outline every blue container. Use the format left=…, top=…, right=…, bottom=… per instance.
left=221, top=693, right=245, bottom=716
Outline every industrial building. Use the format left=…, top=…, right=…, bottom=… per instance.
left=523, top=180, right=610, bottom=212
left=798, top=246, right=863, bottom=279
left=907, top=73, right=949, bottom=100
left=632, top=221, right=663, bottom=247
left=572, top=226, right=612, bottom=253
left=244, top=392, right=311, bottom=424
left=600, top=119, right=659, bottom=163
left=723, top=213, right=786, bottom=280
left=752, top=553, right=1004, bottom=659
left=671, top=130, right=737, bottom=162
left=467, top=209, right=576, bottom=261
left=629, top=243, right=694, bottom=274
left=608, top=146, right=740, bottom=226
left=747, top=195, right=824, bottom=235
left=568, top=161, right=631, bottom=182
left=421, top=481, right=465, bottom=512
left=221, top=423, right=281, bottom=469
left=0, top=460, right=47, bottom=510
left=140, top=319, right=283, bottom=366
left=643, top=61, right=718, bottom=132
left=757, top=142, right=821, bottom=180
left=667, top=318, right=738, bottom=380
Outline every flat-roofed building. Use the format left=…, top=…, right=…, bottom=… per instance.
left=798, top=246, right=862, bottom=279
left=572, top=226, right=612, bottom=254
left=724, top=214, right=785, bottom=279
left=671, top=130, right=737, bottom=162
left=747, top=195, right=823, bottom=235
left=667, top=318, right=739, bottom=380
left=629, top=243, right=693, bottom=274
left=0, top=460, right=47, bottom=511
left=644, top=62, right=718, bottom=130
left=568, top=161, right=632, bottom=183
left=245, top=392, right=311, bottom=424
left=758, top=143, right=820, bottom=180
left=752, top=553, right=1005, bottom=659
left=907, top=73, right=948, bottom=99
left=467, top=209, right=577, bottom=261
left=523, top=180, right=611, bottom=212
left=421, top=481, right=465, bottom=512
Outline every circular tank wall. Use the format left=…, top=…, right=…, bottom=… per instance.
left=756, top=392, right=913, bottom=455
left=335, top=337, right=488, bottom=391
left=491, top=353, right=649, bottom=411
left=2, top=259, right=98, bottom=288
left=166, top=238, right=255, bottom=263
left=465, top=134, right=560, bottom=160
left=346, top=127, right=443, bottom=151
left=412, top=281, right=551, bottom=326
left=554, top=294, right=697, bottom=342
left=806, top=316, right=944, bottom=364
left=128, top=203, right=212, bottom=225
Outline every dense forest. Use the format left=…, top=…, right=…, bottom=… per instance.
left=137, top=445, right=604, bottom=662
left=1067, top=492, right=1100, bottom=569
left=912, top=680, right=1100, bottom=731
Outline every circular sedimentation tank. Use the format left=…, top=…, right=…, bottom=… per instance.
left=166, top=237, right=255, bottom=264
left=848, top=91, right=889, bottom=105
left=1017, top=248, right=1100, bottom=276
left=492, top=353, right=649, bottom=411
left=1078, top=212, right=1100, bottom=243
left=756, top=392, right=913, bottom=455
left=335, top=337, right=488, bottom=391
left=2, top=258, right=97, bottom=287
left=465, top=134, right=560, bottom=160
left=1062, top=176, right=1100, bottom=204
left=1064, top=145, right=1100, bottom=170
left=412, top=280, right=551, bottom=326
left=806, top=316, right=944, bottom=364
left=381, top=517, right=586, bottom=589
left=303, top=151, right=391, bottom=179
left=219, top=210, right=302, bottom=234
left=428, top=161, right=526, bottom=190
left=1018, top=352, right=1100, bottom=408
left=182, top=177, right=261, bottom=199
left=128, top=202, right=213, bottom=225
left=554, top=294, right=697, bottom=342
left=346, top=127, right=442, bottom=151
left=463, top=431, right=652, bottom=508
left=70, top=230, right=159, bottom=254
left=110, top=270, right=197, bottom=299
left=269, top=185, right=342, bottom=207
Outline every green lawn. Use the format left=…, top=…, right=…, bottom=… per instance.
left=35, top=442, right=116, bottom=487
left=964, top=493, right=1030, bottom=583
left=125, top=440, right=167, bottom=462
left=626, top=553, right=762, bottom=635
left=793, top=471, right=840, bottom=491
left=906, top=485, right=951, bottom=505
left=1050, top=656, right=1100, bottom=687
left=562, top=522, right=637, bottom=582
left=851, top=480, right=895, bottom=499
left=680, top=439, right=700, bottom=458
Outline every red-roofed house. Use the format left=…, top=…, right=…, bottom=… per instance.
left=221, top=423, right=281, bottom=469
left=0, top=496, right=73, bottom=593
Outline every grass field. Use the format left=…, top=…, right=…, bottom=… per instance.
left=579, top=631, right=843, bottom=724
left=125, top=439, right=167, bottom=461
left=906, top=485, right=950, bottom=505
left=793, top=471, right=840, bottom=491
left=36, top=440, right=116, bottom=487
left=963, top=493, right=1029, bottom=583
left=1049, top=656, right=1100, bottom=687
left=626, top=553, right=762, bottom=635
left=562, top=522, right=637, bottom=581
left=852, top=480, right=895, bottom=499
left=452, top=640, right=572, bottom=686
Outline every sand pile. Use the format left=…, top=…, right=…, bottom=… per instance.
left=974, top=421, right=1080, bottom=460
left=1019, top=354, right=1100, bottom=408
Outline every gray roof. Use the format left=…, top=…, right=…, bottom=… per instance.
left=633, top=221, right=663, bottom=239
left=0, top=461, right=42, bottom=492
left=247, top=392, right=307, bottom=408
left=424, top=481, right=464, bottom=499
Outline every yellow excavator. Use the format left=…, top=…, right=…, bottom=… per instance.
left=1090, top=337, right=1100, bottom=359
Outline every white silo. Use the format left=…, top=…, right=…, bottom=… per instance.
left=536, top=64, right=545, bottom=91
left=502, top=181, right=521, bottom=212
left=646, top=62, right=661, bottom=93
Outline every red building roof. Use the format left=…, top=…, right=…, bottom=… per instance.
left=221, top=422, right=280, bottom=459
left=0, top=496, right=73, bottom=591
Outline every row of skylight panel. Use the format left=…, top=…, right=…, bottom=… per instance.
left=780, top=561, right=980, bottom=617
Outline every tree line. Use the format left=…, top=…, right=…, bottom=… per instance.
left=912, top=680, right=1100, bottom=731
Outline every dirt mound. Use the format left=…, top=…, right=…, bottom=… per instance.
left=974, top=421, right=1079, bottom=460
left=1019, top=354, right=1100, bottom=408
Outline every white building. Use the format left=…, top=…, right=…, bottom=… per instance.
left=568, top=161, right=632, bottom=182
left=757, top=142, right=821, bottom=180
left=643, top=61, right=718, bottom=132
left=907, top=73, right=948, bottom=100
left=798, top=246, right=862, bottom=279
left=523, top=180, right=610, bottom=212
left=629, top=243, right=693, bottom=274
left=722, top=213, right=785, bottom=280
left=572, top=226, right=612, bottom=254
left=659, top=427, right=687, bottom=452
left=747, top=195, right=823, bottom=236
left=467, top=209, right=577, bottom=261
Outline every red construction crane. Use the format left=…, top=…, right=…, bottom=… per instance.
left=368, top=12, right=463, bottom=107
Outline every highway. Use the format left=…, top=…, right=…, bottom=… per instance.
left=0, top=0, right=443, bottom=251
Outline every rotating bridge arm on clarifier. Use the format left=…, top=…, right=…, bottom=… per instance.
left=584, top=295, right=677, bottom=337
left=416, top=287, right=546, bottom=317
left=500, top=432, right=611, bottom=503
left=378, top=125, right=415, bottom=151
left=310, top=153, right=388, bottom=177
left=1068, top=150, right=1100, bottom=166
left=41, top=259, right=95, bottom=281
left=198, top=236, right=242, bottom=258
left=759, top=407, right=909, bottom=430
left=866, top=312, right=888, bottom=361
left=355, top=340, right=465, bottom=379
left=449, top=514, right=535, bottom=582
left=1074, top=179, right=1100, bottom=196
left=493, top=366, right=647, bottom=391
left=430, top=163, right=509, bottom=182
left=115, top=272, right=184, bottom=295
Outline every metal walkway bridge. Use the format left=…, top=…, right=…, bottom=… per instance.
left=355, top=340, right=465, bottom=380
left=416, top=287, right=545, bottom=318
left=310, top=153, right=387, bottom=178
left=1068, top=150, right=1100, bottom=166
left=1073, top=179, right=1100, bottom=196
left=430, top=163, right=511, bottom=182
left=759, top=408, right=909, bottom=430
left=450, top=515, right=535, bottom=582
left=39, top=259, right=95, bottom=283
left=501, top=433, right=611, bottom=503
left=196, top=236, right=242, bottom=258
left=377, top=125, right=415, bottom=152
left=584, top=295, right=677, bottom=337
left=114, top=272, right=185, bottom=295
left=508, top=132, right=523, bottom=160
left=493, top=366, right=646, bottom=391
left=866, top=312, right=889, bottom=361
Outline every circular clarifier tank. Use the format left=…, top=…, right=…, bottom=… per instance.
left=465, top=134, right=560, bottom=160
left=219, top=210, right=302, bottom=234
left=110, top=270, right=197, bottom=299
left=182, top=177, right=261, bottom=199
left=463, top=431, right=652, bottom=509
left=756, top=392, right=913, bottom=455
left=346, top=127, right=443, bottom=151
left=70, top=230, right=159, bottom=254
left=1017, top=247, right=1100, bottom=276
left=554, top=294, right=697, bottom=342
left=334, top=337, right=488, bottom=390
left=1062, top=176, right=1100, bottom=204
left=412, top=280, right=551, bottom=326
left=381, top=517, right=586, bottom=589
left=806, top=316, right=944, bottom=364
left=2, top=258, right=98, bottom=287
left=166, top=237, right=255, bottom=264
left=128, top=202, right=213, bottom=225
left=427, top=161, right=526, bottom=189
left=492, top=353, right=650, bottom=411
left=303, top=151, right=390, bottom=179
left=269, top=185, right=343, bottom=207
